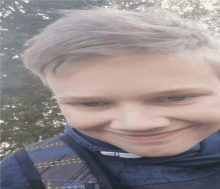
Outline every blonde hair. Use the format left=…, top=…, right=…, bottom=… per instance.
left=21, top=6, right=220, bottom=89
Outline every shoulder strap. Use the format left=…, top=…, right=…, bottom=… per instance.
left=59, top=133, right=113, bottom=189
left=14, top=133, right=113, bottom=189
left=14, top=147, right=46, bottom=189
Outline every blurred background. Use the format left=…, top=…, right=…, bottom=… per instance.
left=1, top=0, right=220, bottom=160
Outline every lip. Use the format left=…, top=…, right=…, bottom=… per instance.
left=113, top=129, right=183, bottom=141
left=113, top=129, right=183, bottom=137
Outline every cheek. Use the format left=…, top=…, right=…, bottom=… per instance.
left=60, top=106, right=109, bottom=129
left=178, top=101, right=220, bottom=125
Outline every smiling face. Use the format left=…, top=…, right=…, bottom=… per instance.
left=47, top=52, right=220, bottom=157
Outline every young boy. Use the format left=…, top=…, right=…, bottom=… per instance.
left=1, top=6, right=220, bottom=189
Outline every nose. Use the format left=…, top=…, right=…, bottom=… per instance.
left=111, top=106, right=170, bottom=131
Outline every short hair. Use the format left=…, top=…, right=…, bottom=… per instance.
left=21, top=6, right=220, bottom=90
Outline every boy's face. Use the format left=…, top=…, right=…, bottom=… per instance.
left=47, top=53, right=220, bottom=157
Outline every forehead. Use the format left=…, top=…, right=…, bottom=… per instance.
left=47, top=53, right=219, bottom=98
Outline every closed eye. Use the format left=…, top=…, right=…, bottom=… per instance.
left=68, top=96, right=194, bottom=108
left=161, top=96, right=192, bottom=102
left=70, top=102, right=110, bottom=107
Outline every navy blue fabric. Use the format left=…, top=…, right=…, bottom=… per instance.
left=124, top=170, right=220, bottom=189
left=0, top=155, right=33, bottom=189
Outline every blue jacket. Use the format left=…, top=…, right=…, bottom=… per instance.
left=1, top=123, right=220, bottom=189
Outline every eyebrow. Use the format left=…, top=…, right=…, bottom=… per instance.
left=57, top=87, right=214, bottom=103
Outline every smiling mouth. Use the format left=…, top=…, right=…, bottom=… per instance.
left=110, top=128, right=187, bottom=137
left=114, top=132, right=176, bottom=137
left=95, top=125, right=196, bottom=137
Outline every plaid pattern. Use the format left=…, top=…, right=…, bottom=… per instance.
left=24, top=135, right=102, bottom=189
